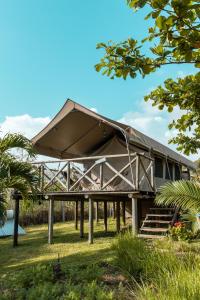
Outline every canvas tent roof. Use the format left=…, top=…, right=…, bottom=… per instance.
left=32, top=100, right=195, bottom=170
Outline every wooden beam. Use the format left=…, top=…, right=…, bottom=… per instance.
left=48, top=198, right=54, bottom=244
left=80, top=200, right=84, bottom=238
left=116, top=201, right=120, bottom=233
left=122, top=201, right=126, bottom=226
left=88, top=198, right=94, bottom=244
left=13, top=198, right=19, bottom=247
left=131, top=197, right=138, bottom=235
left=74, top=201, right=78, bottom=230
left=95, top=202, right=99, bottom=223
left=104, top=161, right=135, bottom=190
left=104, top=201, right=108, bottom=233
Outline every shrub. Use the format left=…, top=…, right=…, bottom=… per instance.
left=169, top=221, right=194, bottom=241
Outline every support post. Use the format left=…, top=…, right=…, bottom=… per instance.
left=88, top=198, right=94, bottom=244
left=113, top=202, right=116, bottom=219
left=104, top=201, right=108, bottom=233
left=122, top=201, right=126, bottom=226
left=131, top=196, right=138, bottom=235
left=13, top=197, right=19, bottom=247
left=61, top=201, right=65, bottom=222
left=75, top=201, right=78, bottom=230
left=80, top=200, right=84, bottom=238
left=48, top=198, right=54, bottom=244
left=116, top=201, right=120, bottom=233
left=95, top=202, right=99, bottom=223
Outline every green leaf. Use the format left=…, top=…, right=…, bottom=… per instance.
left=156, top=16, right=166, bottom=29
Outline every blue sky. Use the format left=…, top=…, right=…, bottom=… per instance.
left=0, top=0, right=198, bottom=160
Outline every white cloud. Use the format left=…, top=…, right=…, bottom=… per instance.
left=118, top=101, right=199, bottom=161
left=90, top=107, right=98, bottom=113
left=0, top=114, right=51, bottom=139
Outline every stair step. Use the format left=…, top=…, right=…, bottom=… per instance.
left=143, top=220, right=171, bottom=224
left=150, top=207, right=175, bottom=211
left=141, top=227, right=168, bottom=233
left=138, top=234, right=165, bottom=239
left=146, top=214, right=173, bottom=218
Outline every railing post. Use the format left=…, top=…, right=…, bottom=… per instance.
left=150, top=160, right=155, bottom=190
left=67, top=162, right=70, bottom=191
left=41, top=164, right=45, bottom=193
left=100, top=163, right=103, bottom=190
left=135, top=155, right=139, bottom=191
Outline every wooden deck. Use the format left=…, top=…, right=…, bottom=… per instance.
left=12, top=153, right=156, bottom=247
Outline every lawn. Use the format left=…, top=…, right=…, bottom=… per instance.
left=0, top=219, right=117, bottom=275
left=0, top=219, right=131, bottom=299
left=2, top=220, right=200, bottom=299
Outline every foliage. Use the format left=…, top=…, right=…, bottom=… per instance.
left=0, top=263, right=114, bottom=300
left=169, top=221, right=193, bottom=241
left=155, top=180, right=200, bottom=211
left=0, top=133, right=38, bottom=225
left=113, top=232, right=200, bottom=300
left=112, top=232, right=148, bottom=280
left=96, top=0, right=200, bottom=155
left=145, top=72, right=200, bottom=155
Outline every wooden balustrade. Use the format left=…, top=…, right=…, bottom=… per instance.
left=32, top=153, right=155, bottom=194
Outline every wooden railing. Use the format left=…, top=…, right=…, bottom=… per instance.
left=32, top=153, right=155, bottom=194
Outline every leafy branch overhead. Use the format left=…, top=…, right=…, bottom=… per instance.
left=96, top=0, right=200, bottom=78
left=95, top=0, right=200, bottom=155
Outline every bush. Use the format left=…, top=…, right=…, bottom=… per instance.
left=169, top=221, right=194, bottom=241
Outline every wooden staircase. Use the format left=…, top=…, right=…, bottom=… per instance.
left=138, top=207, right=177, bottom=239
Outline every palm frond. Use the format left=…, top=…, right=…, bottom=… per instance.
left=0, top=133, right=35, bottom=157
left=155, top=180, right=200, bottom=212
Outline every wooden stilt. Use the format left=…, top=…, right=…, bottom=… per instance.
left=131, top=197, right=138, bottom=235
left=122, top=201, right=126, bottom=226
left=80, top=200, right=84, bottom=238
left=13, top=197, right=19, bottom=247
left=74, top=201, right=78, bottom=230
left=95, top=202, right=99, bottom=223
left=104, top=201, right=108, bottom=233
left=116, top=201, right=120, bottom=233
left=61, top=201, right=65, bottom=222
left=88, top=198, right=94, bottom=244
left=113, top=202, right=116, bottom=219
left=48, top=198, right=54, bottom=244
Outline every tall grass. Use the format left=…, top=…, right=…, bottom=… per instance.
left=112, top=232, right=200, bottom=300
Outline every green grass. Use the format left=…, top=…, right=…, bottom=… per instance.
left=0, top=219, right=116, bottom=275
left=112, top=232, right=200, bottom=300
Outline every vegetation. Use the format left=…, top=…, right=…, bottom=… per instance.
left=0, top=133, right=38, bottom=224
left=96, top=0, right=200, bottom=155
left=155, top=180, right=200, bottom=211
left=0, top=220, right=130, bottom=300
left=2, top=222, right=200, bottom=299
left=113, top=232, right=200, bottom=300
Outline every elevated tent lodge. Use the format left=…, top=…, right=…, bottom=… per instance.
left=12, top=100, right=196, bottom=246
